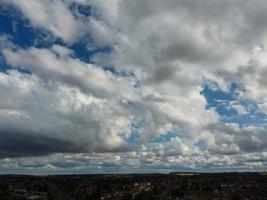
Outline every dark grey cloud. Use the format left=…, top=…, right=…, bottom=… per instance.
left=236, top=131, right=267, bottom=153
left=0, top=132, right=84, bottom=158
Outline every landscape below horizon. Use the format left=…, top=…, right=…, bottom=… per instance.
left=1, top=173, right=267, bottom=200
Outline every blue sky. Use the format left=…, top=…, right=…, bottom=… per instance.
left=0, top=0, right=267, bottom=174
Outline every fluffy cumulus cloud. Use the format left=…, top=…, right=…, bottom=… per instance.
left=0, top=0, right=85, bottom=43
left=0, top=0, right=267, bottom=173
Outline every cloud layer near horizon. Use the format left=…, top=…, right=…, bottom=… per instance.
left=0, top=0, right=267, bottom=173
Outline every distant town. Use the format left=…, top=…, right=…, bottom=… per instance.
left=1, top=173, right=267, bottom=200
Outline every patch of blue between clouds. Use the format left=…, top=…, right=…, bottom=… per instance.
left=122, top=123, right=141, bottom=144
left=103, top=66, right=135, bottom=78
left=0, top=5, right=56, bottom=48
left=125, top=122, right=183, bottom=144
left=72, top=42, right=112, bottom=63
left=69, top=2, right=92, bottom=18
left=0, top=4, right=113, bottom=69
left=201, top=80, right=267, bottom=127
left=103, top=66, right=141, bottom=88
left=0, top=4, right=57, bottom=73
left=152, top=131, right=177, bottom=143
left=0, top=3, right=139, bottom=91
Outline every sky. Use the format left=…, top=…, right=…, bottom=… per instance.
left=0, top=0, right=267, bottom=174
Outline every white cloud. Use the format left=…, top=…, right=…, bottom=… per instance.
left=1, top=0, right=85, bottom=43
left=0, top=70, right=134, bottom=155
left=2, top=43, right=219, bottom=147
left=3, top=45, right=137, bottom=100
left=1, top=0, right=267, bottom=172
left=230, top=103, right=249, bottom=116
